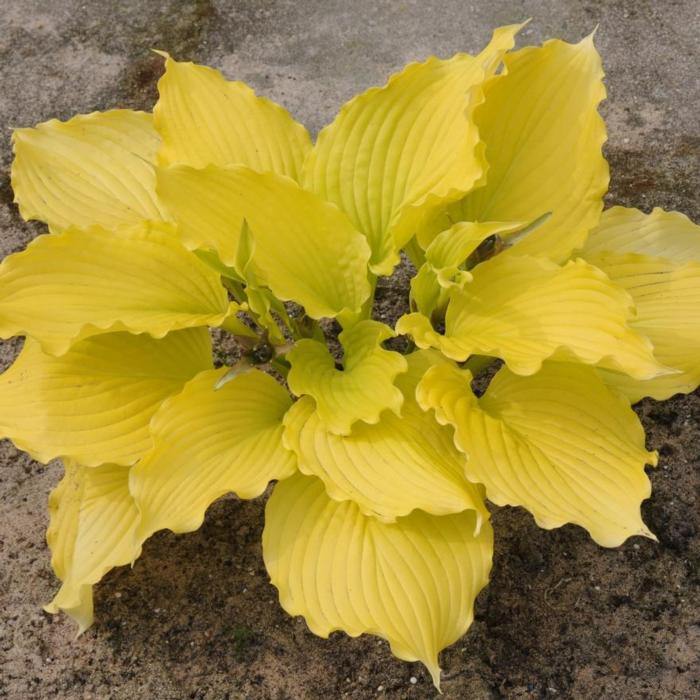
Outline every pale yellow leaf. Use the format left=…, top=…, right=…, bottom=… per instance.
left=157, top=164, right=371, bottom=319
left=303, top=25, right=523, bottom=274
left=282, top=351, right=487, bottom=522
left=417, top=361, right=656, bottom=546
left=45, top=461, right=141, bottom=632
left=263, top=473, right=493, bottom=689
left=11, top=110, right=165, bottom=231
left=582, top=207, right=700, bottom=400
left=589, top=253, right=700, bottom=401
left=418, top=35, right=608, bottom=260
left=582, top=206, right=700, bottom=261
left=0, top=329, right=211, bottom=466
left=0, top=222, right=234, bottom=355
left=131, top=367, right=296, bottom=540
left=397, top=254, right=666, bottom=380
left=287, top=320, right=408, bottom=435
left=154, top=53, right=311, bottom=179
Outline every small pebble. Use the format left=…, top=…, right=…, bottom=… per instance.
left=114, top=592, right=122, bottom=599
left=377, top=685, right=384, bottom=692
left=410, top=677, right=417, bottom=685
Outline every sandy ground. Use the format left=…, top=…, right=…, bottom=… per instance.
left=1, top=1, right=699, bottom=698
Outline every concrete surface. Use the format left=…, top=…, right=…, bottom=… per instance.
left=1, top=1, right=699, bottom=698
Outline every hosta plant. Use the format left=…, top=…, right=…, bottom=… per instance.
left=2, top=22, right=699, bottom=689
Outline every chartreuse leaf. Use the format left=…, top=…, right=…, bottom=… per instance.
left=0, top=329, right=211, bottom=466
left=425, top=221, right=527, bottom=279
left=263, top=473, right=493, bottom=690
left=45, top=461, right=141, bottom=632
left=302, top=24, right=523, bottom=275
left=589, top=255, right=700, bottom=401
left=11, top=110, right=165, bottom=231
left=580, top=208, right=700, bottom=400
left=233, top=221, right=288, bottom=344
left=154, top=53, right=311, bottom=179
left=157, top=164, right=371, bottom=319
left=397, top=254, right=666, bottom=379
left=410, top=220, right=527, bottom=316
left=287, top=320, right=408, bottom=435
left=417, top=362, right=656, bottom=547
left=0, top=222, right=235, bottom=355
left=582, top=206, right=700, bottom=260
left=283, top=351, right=487, bottom=523
left=130, top=367, right=296, bottom=541
left=417, top=35, right=608, bottom=259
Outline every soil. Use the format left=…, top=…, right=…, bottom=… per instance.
left=1, top=1, right=699, bottom=698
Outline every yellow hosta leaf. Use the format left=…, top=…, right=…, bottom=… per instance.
left=11, top=110, right=165, bottom=231
left=302, top=24, right=522, bottom=275
left=287, top=320, right=407, bottom=435
left=582, top=208, right=700, bottom=400
left=0, top=222, right=233, bottom=355
left=263, top=473, right=493, bottom=689
left=45, top=461, right=141, bottom=632
left=410, top=220, right=527, bottom=316
left=409, top=263, right=451, bottom=319
left=425, top=220, right=526, bottom=278
left=0, top=329, right=211, bottom=466
left=154, top=53, right=311, bottom=179
left=282, top=351, right=487, bottom=522
left=588, top=253, right=700, bottom=401
left=131, top=367, right=296, bottom=540
left=582, top=206, right=700, bottom=261
left=157, top=164, right=371, bottom=319
left=397, top=254, right=664, bottom=379
left=233, top=221, right=288, bottom=344
left=417, top=362, right=656, bottom=547
left=418, top=35, right=608, bottom=260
